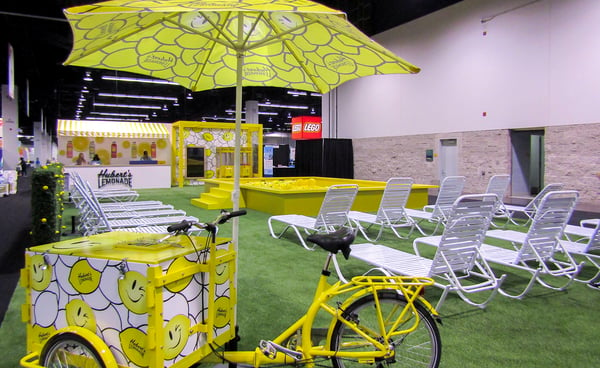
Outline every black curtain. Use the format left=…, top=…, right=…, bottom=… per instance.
left=295, top=138, right=353, bottom=178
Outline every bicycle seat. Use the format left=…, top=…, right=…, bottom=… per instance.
left=307, top=227, right=355, bottom=259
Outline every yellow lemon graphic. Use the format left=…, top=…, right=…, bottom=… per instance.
left=156, top=139, right=167, bottom=149
left=192, top=128, right=203, bottom=133
left=202, top=132, right=214, bottom=142
left=59, top=149, right=65, bottom=156
left=205, top=148, right=212, bottom=157
left=205, top=170, right=215, bottom=178
left=213, top=296, right=231, bottom=329
left=72, top=137, right=89, bottom=152
left=119, top=328, right=148, bottom=367
left=118, top=271, right=147, bottom=314
left=222, top=132, right=234, bottom=141
left=30, top=255, right=52, bottom=291
left=66, top=299, right=96, bottom=332
left=96, top=149, right=110, bottom=165
left=31, top=324, right=57, bottom=345
left=137, top=142, right=151, bottom=156
left=163, top=315, right=191, bottom=360
left=122, top=140, right=131, bottom=149
left=214, top=250, right=230, bottom=285
left=68, top=260, right=101, bottom=294
left=165, top=257, right=195, bottom=293
left=95, top=137, right=105, bottom=144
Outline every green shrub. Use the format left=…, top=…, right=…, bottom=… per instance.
left=31, top=163, right=65, bottom=245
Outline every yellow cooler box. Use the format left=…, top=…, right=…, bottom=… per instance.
left=21, top=231, right=237, bottom=368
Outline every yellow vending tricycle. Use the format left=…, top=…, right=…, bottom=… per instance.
left=20, top=211, right=242, bottom=368
left=20, top=211, right=442, bottom=368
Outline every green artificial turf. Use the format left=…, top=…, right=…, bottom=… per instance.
left=1, top=185, right=599, bottom=368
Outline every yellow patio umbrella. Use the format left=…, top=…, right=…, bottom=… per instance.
left=63, top=0, right=420, bottom=244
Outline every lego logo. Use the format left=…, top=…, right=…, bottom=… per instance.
left=303, top=123, right=321, bottom=132
left=292, top=124, right=302, bottom=132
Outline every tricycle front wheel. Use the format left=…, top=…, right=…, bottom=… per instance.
left=40, top=332, right=105, bottom=368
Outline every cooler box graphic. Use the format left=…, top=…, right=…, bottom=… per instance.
left=21, top=232, right=236, bottom=368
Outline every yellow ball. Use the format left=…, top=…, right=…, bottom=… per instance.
left=42, top=166, right=48, bottom=169
left=41, top=218, right=47, bottom=223
left=42, top=186, right=49, bottom=190
left=57, top=215, right=62, bottom=219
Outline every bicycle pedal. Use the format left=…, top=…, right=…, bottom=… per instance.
left=259, top=340, right=303, bottom=361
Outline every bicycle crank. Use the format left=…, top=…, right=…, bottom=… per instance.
left=259, top=340, right=304, bottom=361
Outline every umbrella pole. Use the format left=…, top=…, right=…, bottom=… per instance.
left=232, top=16, right=244, bottom=250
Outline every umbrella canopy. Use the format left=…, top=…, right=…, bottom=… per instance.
left=63, top=0, right=419, bottom=93
left=63, top=0, right=420, bottom=244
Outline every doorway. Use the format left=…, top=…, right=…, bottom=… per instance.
left=510, top=130, right=545, bottom=197
left=439, top=139, right=458, bottom=180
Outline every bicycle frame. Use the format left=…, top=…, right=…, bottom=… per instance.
left=205, top=254, right=438, bottom=368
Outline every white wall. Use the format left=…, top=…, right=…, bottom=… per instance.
left=332, top=0, right=600, bottom=139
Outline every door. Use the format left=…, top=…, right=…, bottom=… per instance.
left=510, top=130, right=545, bottom=196
left=439, top=139, right=458, bottom=180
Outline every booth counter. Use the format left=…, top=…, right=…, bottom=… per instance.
left=65, top=164, right=171, bottom=189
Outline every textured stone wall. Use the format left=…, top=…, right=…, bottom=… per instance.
left=353, top=124, right=599, bottom=207
left=545, top=123, right=600, bottom=207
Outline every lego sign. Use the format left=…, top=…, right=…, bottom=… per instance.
left=291, top=116, right=322, bottom=140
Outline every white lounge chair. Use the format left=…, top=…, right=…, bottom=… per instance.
left=503, top=183, right=564, bottom=225
left=347, top=177, right=416, bottom=241
left=484, top=174, right=511, bottom=226
left=559, top=222, right=600, bottom=284
left=268, top=184, right=358, bottom=250
left=345, top=194, right=504, bottom=310
left=481, top=190, right=582, bottom=298
left=404, top=176, right=466, bottom=236
left=76, top=182, right=198, bottom=235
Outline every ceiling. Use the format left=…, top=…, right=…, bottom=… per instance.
left=0, top=0, right=461, bottom=138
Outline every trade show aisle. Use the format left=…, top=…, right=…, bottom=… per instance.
left=0, top=175, right=31, bottom=325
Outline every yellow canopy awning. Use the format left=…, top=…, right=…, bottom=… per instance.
left=57, top=120, right=169, bottom=139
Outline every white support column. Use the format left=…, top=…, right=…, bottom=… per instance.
left=2, top=85, right=19, bottom=170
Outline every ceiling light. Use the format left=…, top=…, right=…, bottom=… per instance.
left=202, top=116, right=247, bottom=122
left=101, top=75, right=179, bottom=85
left=98, top=92, right=178, bottom=102
left=83, top=71, right=93, bottom=82
left=162, top=104, right=168, bottom=111
left=186, top=92, right=193, bottom=100
left=89, top=112, right=149, bottom=118
left=84, top=117, right=142, bottom=122
left=287, top=90, right=307, bottom=96
left=93, top=102, right=162, bottom=110
left=310, top=92, right=322, bottom=97
left=258, top=103, right=308, bottom=109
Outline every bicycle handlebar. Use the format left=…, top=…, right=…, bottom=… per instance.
left=166, top=209, right=247, bottom=234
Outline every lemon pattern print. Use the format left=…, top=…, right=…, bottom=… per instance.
left=66, top=299, right=97, bottom=332
left=69, top=259, right=101, bottom=294
left=26, top=233, right=235, bottom=368
left=119, top=327, right=148, bottom=367
left=118, top=271, right=148, bottom=315
left=30, top=254, right=52, bottom=291
left=165, top=257, right=196, bottom=293
left=163, top=315, right=191, bottom=360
